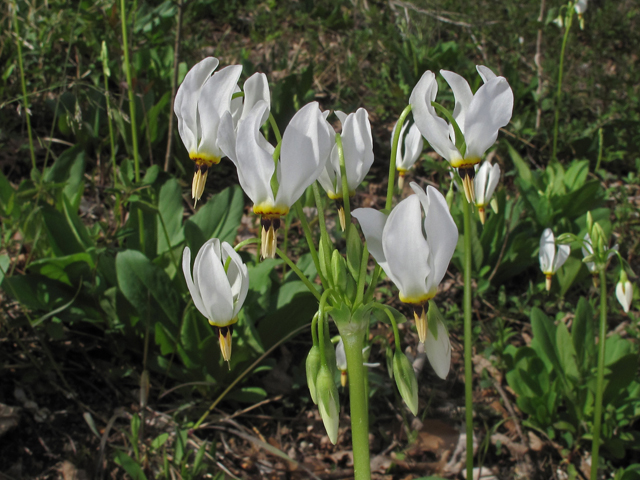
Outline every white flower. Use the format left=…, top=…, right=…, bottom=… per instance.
left=581, top=233, right=618, bottom=273
left=616, top=273, right=633, bottom=313
left=174, top=57, right=243, bottom=204
left=425, top=320, right=452, bottom=380
left=393, top=121, right=424, bottom=190
left=575, top=0, right=587, bottom=15
left=539, top=228, right=570, bottom=290
left=220, top=101, right=333, bottom=258
left=409, top=66, right=513, bottom=203
left=352, top=183, right=458, bottom=344
left=474, top=161, right=500, bottom=224
left=182, top=238, right=249, bottom=362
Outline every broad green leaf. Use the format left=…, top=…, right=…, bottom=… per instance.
left=604, top=354, right=639, bottom=406
left=226, top=386, right=268, bottom=403
left=556, top=321, right=579, bottom=384
left=44, top=145, right=86, bottom=208
left=556, top=256, right=582, bottom=297
left=113, top=451, right=148, bottom=480
left=530, top=308, right=562, bottom=373
left=257, top=294, right=316, bottom=350
left=370, top=305, right=407, bottom=325
left=0, top=255, right=10, bottom=286
left=572, top=297, right=594, bottom=370
left=3, top=274, right=74, bottom=312
left=156, top=177, right=184, bottom=254
left=564, top=160, right=589, bottom=191
left=28, top=253, right=94, bottom=286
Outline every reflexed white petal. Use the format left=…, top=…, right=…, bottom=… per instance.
left=230, top=85, right=243, bottom=125
left=335, top=111, right=348, bottom=126
left=393, top=119, right=409, bottom=169
left=476, top=65, right=498, bottom=84
left=242, top=73, right=270, bottom=123
left=464, top=77, right=514, bottom=159
left=221, top=242, right=249, bottom=317
left=553, top=244, right=571, bottom=273
left=175, top=58, right=219, bottom=153
left=484, top=163, right=501, bottom=203
left=335, top=339, right=347, bottom=371
left=197, top=65, right=243, bottom=156
left=401, top=123, right=424, bottom=170
left=440, top=70, right=473, bottom=132
left=352, top=208, right=388, bottom=269
left=383, top=195, right=431, bottom=300
left=317, top=156, right=338, bottom=197
left=616, top=280, right=633, bottom=313
left=275, top=102, right=332, bottom=208
left=194, top=239, right=234, bottom=324
left=341, top=108, right=374, bottom=192
left=539, top=228, right=555, bottom=274
left=182, top=246, right=207, bottom=318
left=410, top=71, right=461, bottom=163
left=474, top=162, right=490, bottom=205
left=411, top=183, right=458, bottom=292
left=235, top=101, right=276, bottom=206
left=217, top=110, right=237, bottom=164
left=425, top=320, right=451, bottom=380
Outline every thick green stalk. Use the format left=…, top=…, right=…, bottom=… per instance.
left=462, top=197, right=474, bottom=479
left=341, top=326, right=371, bottom=480
left=12, top=6, right=36, bottom=171
left=552, top=7, right=573, bottom=162
left=590, top=268, right=607, bottom=480
left=386, top=105, right=412, bottom=211
left=119, top=0, right=141, bottom=182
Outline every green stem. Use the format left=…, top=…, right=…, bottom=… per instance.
left=340, top=325, right=371, bottom=480
left=552, top=8, right=573, bottom=163
left=336, top=133, right=351, bottom=228
left=294, top=201, right=329, bottom=289
left=234, top=237, right=260, bottom=252
left=119, top=0, right=140, bottom=182
left=590, top=268, right=607, bottom=480
left=101, top=41, right=118, bottom=187
left=12, top=5, right=36, bottom=171
left=275, top=248, right=321, bottom=301
left=386, top=105, right=412, bottom=211
left=317, top=289, right=333, bottom=365
left=354, top=242, right=369, bottom=307
left=462, top=196, right=474, bottom=479
left=268, top=113, right=282, bottom=145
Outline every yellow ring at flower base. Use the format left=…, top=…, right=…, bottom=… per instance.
left=253, top=203, right=290, bottom=217
left=189, top=152, right=222, bottom=167
left=207, top=317, right=238, bottom=328
left=190, top=154, right=221, bottom=205
left=449, top=156, right=481, bottom=169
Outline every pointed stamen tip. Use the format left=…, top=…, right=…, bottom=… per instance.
left=338, top=207, right=346, bottom=231
left=217, top=325, right=234, bottom=363
left=413, top=306, right=428, bottom=344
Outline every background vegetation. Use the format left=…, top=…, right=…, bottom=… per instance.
left=1, top=0, right=639, bottom=478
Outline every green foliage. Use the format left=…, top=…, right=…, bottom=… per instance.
left=505, top=298, right=640, bottom=458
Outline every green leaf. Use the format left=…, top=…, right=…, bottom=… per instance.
left=556, top=256, right=582, bottom=297
left=257, top=294, right=316, bottom=350
left=116, top=250, right=183, bottom=341
left=44, top=145, right=86, bottom=208
left=563, top=160, right=589, bottom=191
left=113, top=451, right=148, bottom=480
left=156, top=177, right=184, bottom=254
left=370, top=305, right=407, bottom=324
left=226, top=386, right=268, bottom=403
left=0, top=255, right=10, bottom=286
left=603, top=354, right=639, bottom=405
left=184, top=185, right=244, bottom=254
left=530, top=307, right=562, bottom=373
left=150, top=433, right=169, bottom=450
left=507, top=142, right=533, bottom=185
left=572, top=297, right=594, bottom=370
left=556, top=321, right=579, bottom=384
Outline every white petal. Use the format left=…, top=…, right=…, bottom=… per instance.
left=411, top=183, right=458, bottom=293
left=182, top=246, right=207, bottom=318
left=553, top=244, right=570, bottom=273
left=235, top=101, right=276, bottom=206
left=175, top=57, right=219, bottom=153
left=484, top=163, right=501, bottom=203
left=425, top=319, right=451, bottom=379
left=275, top=102, right=332, bottom=208
left=409, top=71, right=462, bottom=163
left=197, top=65, right=243, bottom=157
left=221, top=242, right=249, bottom=317
left=476, top=65, right=498, bottom=83
left=382, top=195, right=431, bottom=300
left=217, top=110, right=237, bottom=164
left=582, top=233, right=594, bottom=257
left=341, top=108, right=374, bottom=192
left=335, top=111, right=348, bottom=126
left=194, top=239, right=234, bottom=324
left=616, top=280, right=633, bottom=313
left=575, top=0, right=587, bottom=14
left=393, top=119, right=409, bottom=169
left=242, top=73, right=271, bottom=123
left=401, top=123, right=424, bottom=170
left=539, top=228, right=555, bottom=274
left=352, top=208, right=388, bottom=268
left=335, top=339, right=347, bottom=371
left=474, top=162, right=490, bottom=205
left=464, top=77, right=514, bottom=159
left=441, top=69, right=473, bottom=132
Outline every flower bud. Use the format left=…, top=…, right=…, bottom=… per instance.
left=586, top=211, right=594, bottom=237
left=616, top=271, right=633, bottom=313
left=393, top=351, right=419, bottom=415
left=305, top=345, right=322, bottom=404
left=319, top=237, right=333, bottom=287
left=316, top=365, right=340, bottom=444
left=332, top=250, right=348, bottom=293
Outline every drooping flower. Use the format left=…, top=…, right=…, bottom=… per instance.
left=474, top=161, right=501, bottom=224
left=424, top=319, right=452, bottom=380
left=393, top=121, right=424, bottom=190
left=616, top=271, right=633, bottom=313
left=410, top=66, right=513, bottom=203
left=219, top=101, right=333, bottom=258
left=174, top=57, right=243, bottom=205
left=539, top=228, right=570, bottom=291
left=317, top=108, right=374, bottom=230
left=182, top=238, right=249, bottom=362
left=574, top=0, right=587, bottom=14
left=352, top=183, right=458, bottom=352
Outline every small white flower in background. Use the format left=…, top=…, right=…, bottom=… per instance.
left=539, top=228, right=570, bottom=291
left=410, top=65, right=513, bottom=204
left=353, top=183, right=457, bottom=362
left=220, top=101, right=333, bottom=258
left=317, top=108, right=374, bottom=230
left=182, top=238, right=249, bottom=363
left=335, top=339, right=380, bottom=387
left=616, top=271, right=633, bottom=313
left=575, top=0, right=587, bottom=29
left=473, top=161, right=500, bottom=224
left=393, top=120, right=424, bottom=190
left=174, top=57, right=243, bottom=205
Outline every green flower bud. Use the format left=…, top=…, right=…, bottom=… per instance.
left=332, top=250, right=348, bottom=293
left=555, top=233, right=574, bottom=245
left=446, top=185, right=455, bottom=210
left=306, top=345, right=322, bottom=404
left=393, top=351, right=419, bottom=416
left=319, top=237, right=333, bottom=287
left=490, top=197, right=499, bottom=215
left=316, top=365, right=340, bottom=444
left=593, top=222, right=606, bottom=253
left=586, top=211, right=594, bottom=237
